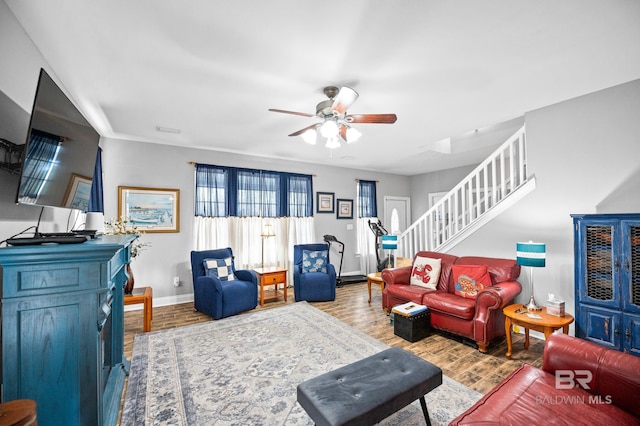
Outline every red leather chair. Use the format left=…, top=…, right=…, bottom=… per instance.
left=451, top=333, right=640, bottom=424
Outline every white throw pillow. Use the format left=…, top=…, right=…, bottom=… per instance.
left=410, top=256, right=441, bottom=289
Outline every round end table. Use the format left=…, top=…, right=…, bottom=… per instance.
left=367, top=272, right=385, bottom=303
left=503, top=303, right=574, bottom=359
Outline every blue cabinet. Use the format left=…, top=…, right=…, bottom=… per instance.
left=0, top=235, right=136, bottom=425
left=572, top=214, right=640, bottom=355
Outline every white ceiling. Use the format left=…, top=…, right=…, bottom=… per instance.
left=6, top=0, right=640, bottom=175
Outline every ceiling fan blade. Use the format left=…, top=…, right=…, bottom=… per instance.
left=339, top=124, right=347, bottom=141
left=331, top=87, right=359, bottom=114
left=346, top=114, right=397, bottom=124
left=268, top=108, right=315, bottom=118
left=288, top=124, right=318, bottom=137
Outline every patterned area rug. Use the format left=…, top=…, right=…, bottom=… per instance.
left=121, top=302, right=481, bottom=425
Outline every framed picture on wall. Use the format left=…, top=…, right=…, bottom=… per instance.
left=118, top=186, right=180, bottom=233
left=63, top=173, right=93, bottom=211
left=316, top=192, right=335, bottom=213
left=336, top=199, right=353, bottom=219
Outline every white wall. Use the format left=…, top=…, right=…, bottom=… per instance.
left=0, top=1, right=78, bottom=238
left=441, top=79, right=640, bottom=330
left=409, top=164, right=476, bottom=221
left=101, top=137, right=410, bottom=301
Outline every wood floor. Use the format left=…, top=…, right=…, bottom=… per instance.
left=124, top=281, right=544, bottom=399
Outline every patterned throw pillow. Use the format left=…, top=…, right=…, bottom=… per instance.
left=203, top=257, right=236, bottom=281
left=410, top=256, right=441, bottom=289
left=452, top=264, right=492, bottom=299
left=302, top=250, right=328, bottom=273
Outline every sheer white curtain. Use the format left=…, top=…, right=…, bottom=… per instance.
left=194, top=216, right=315, bottom=281
left=357, top=217, right=379, bottom=275
left=355, top=178, right=380, bottom=275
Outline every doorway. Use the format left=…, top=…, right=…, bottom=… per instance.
left=383, top=196, right=411, bottom=235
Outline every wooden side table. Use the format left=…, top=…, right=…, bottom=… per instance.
left=253, top=267, right=287, bottom=305
left=0, top=399, right=37, bottom=426
left=367, top=272, right=385, bottom=303
left=395, top=257, right=413, bottom=268
left=124, top=286, right=153, bottom=332
left=503, top=303, right=574, bottom=359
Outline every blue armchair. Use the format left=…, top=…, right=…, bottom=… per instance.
left=190, top=248, right=258, bottom=319
left=293, top=243, right=337, bottom=302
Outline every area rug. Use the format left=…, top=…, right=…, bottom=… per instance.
left=121, top=302, right=481, bottom=425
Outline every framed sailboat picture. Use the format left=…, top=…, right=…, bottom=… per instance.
left=118, top=186, right=180, bottom=233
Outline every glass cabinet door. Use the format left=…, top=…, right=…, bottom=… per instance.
left=582, top=222, right=619, bottom=308
left=621, top=220, right=640, bottom=314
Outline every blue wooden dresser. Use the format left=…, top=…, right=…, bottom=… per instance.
left=0, top=235, right=136, bottom=425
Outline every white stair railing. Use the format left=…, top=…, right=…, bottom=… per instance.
left=398, top=124, right=529, bottom=256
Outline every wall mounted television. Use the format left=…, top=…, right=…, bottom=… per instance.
left=15, top=68, right=100, bottom=212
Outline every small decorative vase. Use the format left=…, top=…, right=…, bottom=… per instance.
left=124, top=263, right=135, bottom=295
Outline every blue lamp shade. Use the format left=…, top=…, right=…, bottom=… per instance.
left=382, top=235, right=398, bottom=250
left=516, top=242, right=546, bottom=267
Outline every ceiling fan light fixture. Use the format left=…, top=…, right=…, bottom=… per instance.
left=300, top=128, right=317, bottom=144
left=345, top=126, right=362, bottom=143
left=270, top=86, right=397, bottom=152
left=320, top=119, right=339, bottom=138
left=325, top=136, right=341, bottom=149
left=331, top=86, right=359, bottom=114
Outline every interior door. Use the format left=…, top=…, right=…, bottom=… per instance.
left=383, top=196, right=411, bottom=235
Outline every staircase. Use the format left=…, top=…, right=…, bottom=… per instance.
left=398, top=124, right=536, bottom=256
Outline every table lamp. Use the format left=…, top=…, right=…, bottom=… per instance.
left=516, top=241, right=546, bottom=311
left=381, top=235, right=398, bottom=268
left=260, top=224, right=276, bottom=268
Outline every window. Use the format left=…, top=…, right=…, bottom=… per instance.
left=390, top=208, right=400, bottom=234
left=257, top=170, right=280, bottom=217
left=237, top=169, right=263, bottom=217
left=358, top=180, right=377, bottom=218
left=356, top=179, right=378, bottom=275
left=195, top=164, right=312, bottom=217
left=288, top=174, right=312, bottom=217
left=195, top=165, right=227, bottom=217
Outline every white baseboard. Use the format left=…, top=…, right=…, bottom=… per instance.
left=512, top=327, right=545, bottom=341
left=124, top=292, right=194, bottom=312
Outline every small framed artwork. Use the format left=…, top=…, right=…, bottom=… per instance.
left=118, top=186, right=180, bottom=233
left=63, top=173, right=93, bottom=211
left=316, top=191, right=335, bottom=213
left=336, top=199, right=353, bottom=219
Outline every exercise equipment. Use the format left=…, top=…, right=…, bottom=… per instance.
left=323, top=235, right=367, bottom=286
left=368, top=219, right=395, bottom=272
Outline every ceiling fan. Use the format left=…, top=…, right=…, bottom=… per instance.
left=268, top=86, right=397, bottom=149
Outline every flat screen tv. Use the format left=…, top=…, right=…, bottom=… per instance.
left=15, top=68, right=100, bottom=212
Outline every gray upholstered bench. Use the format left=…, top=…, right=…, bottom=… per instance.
left=297, top=347, right=442, bottom=426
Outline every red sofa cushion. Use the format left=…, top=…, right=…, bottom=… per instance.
left=385, top=282, right=435, bottom=305
left=450, top=364, right=640, bottom=425
left=423, top=292, right=475, bottom=320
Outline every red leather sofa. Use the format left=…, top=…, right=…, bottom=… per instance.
left=382, top=251, right=521, bottom=352
left=451, top=333, right=640, bottom=424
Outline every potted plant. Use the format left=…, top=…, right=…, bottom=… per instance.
left=104, top=218, right=150, bottom=294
